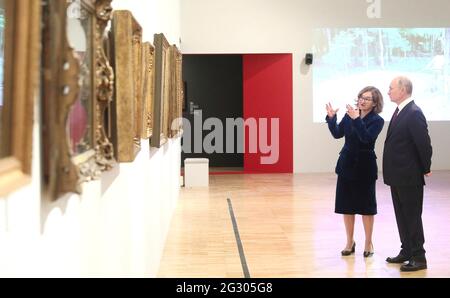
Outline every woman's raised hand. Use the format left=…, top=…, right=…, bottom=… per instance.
left=346, top=104, right=360, bottom=120
left=326, top=102, right=339, bottom=118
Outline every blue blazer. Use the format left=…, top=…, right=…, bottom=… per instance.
left=326, top=111, right=384, bottom=181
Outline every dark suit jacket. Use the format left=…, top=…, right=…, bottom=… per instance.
left=383, top=101, right=432, bottom=186
left=326, top=111, right=384, bottom=181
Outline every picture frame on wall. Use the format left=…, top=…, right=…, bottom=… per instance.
left=132, top=20, right=143, bottom=145
left=141, top=42, right=155, bottom=140
left=0, top=0, right=40, bottom=196
left=151, top=33, right=170, bottom=148
left=42, top=0, right=115, bottom=199
left=169, top=45, right=183, bottom=138
left=109, top=10, right=142, bottom=162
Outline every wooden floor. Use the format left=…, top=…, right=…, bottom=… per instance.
left=158, top=171, right=450, bottom=278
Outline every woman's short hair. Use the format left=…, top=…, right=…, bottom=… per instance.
left=357, top=86, right=384, bottom=114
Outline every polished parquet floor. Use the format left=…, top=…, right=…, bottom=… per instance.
left=158, top=171, right=450, bottom=278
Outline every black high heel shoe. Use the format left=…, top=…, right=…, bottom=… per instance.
left=363, top=244, right=374, bottom=258
left=341, top=242, right=355, bottom=256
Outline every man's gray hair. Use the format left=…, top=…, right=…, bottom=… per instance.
left=397, top=76, right=413, bottom=95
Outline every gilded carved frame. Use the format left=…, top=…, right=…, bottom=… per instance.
left=141, top=42, right=155, bottom=140
left=110, top=10, right=142, bottom=162
left=151, top=33, right=170, bottom=148
left=42, top=0, right=115, bottom=199
left=169, top=45, right=183, bottom=138
left=132, top=21, right=143, bottom=144
left=0, top=0, right=40, bottom=197
left=94, top=0, right=115, bottom=170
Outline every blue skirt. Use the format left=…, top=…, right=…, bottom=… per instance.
left=335, top=175, right=377, bottom=215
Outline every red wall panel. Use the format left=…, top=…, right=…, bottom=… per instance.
left=243, top=54, right=293, bottom=173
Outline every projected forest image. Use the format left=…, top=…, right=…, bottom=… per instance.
left=313, top=28, right=450, bottom=122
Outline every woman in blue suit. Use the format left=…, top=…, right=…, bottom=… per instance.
left=326, top=86, right=384, bottom=257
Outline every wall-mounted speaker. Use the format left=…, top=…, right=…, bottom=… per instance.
left=305, top=53, right=313, bottom=65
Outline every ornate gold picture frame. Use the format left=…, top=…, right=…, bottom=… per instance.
left=141, top=42, right=155, bottom=140
left=42, top=0, right=115, bottom=199
left=151, top=33, right=170, bottom=148
left=169, top=45, right=183, bottom=138
left=0, top=0, right=40, bottom=196
left=109, top=10, right=142, bottom=161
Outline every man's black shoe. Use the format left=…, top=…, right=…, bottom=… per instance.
left=386, top=254, right=410, bottom=264
left=400, top=260, right=427, bottom=272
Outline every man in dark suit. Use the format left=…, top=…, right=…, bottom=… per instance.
left=383, top=76, right=432, bottom=272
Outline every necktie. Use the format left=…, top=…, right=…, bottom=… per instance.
left=391, top=107, right=399, bottom=123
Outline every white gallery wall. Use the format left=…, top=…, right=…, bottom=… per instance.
left=0, top=0, right=181, bottom=277
left=180, top=0, right=450, bottom=173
